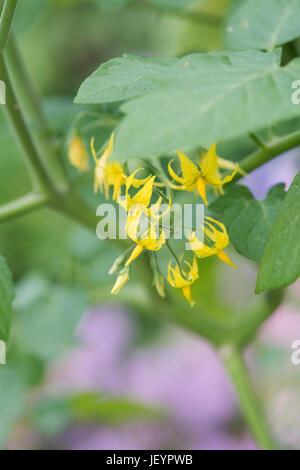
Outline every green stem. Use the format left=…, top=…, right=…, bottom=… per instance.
left=249, top=132, right=267, bottom=149
left=231, top=289, right=284, bottom=348
left=0, top=55, right=54, bottom=194
left=4, top=35, right=69, bottom=191
left=0, top=0, right=17, bottom=52
left=220, top=345, right=276, bottom=450
left=236, top=129, right=300, bottom=181
left=0, top=193, right=48, bottom=223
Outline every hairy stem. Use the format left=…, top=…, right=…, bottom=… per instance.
left=0, top=193, right=48, bottom=223
left=0, top=0, right=17, bottom=51
left=231, top=289, right=284, bottom=348
left=0, top=55, right=55, bottom=194
left=4, top=35, right=69, bottom=191
left=221, top=345, right=276, bottom=450
left=236, top=129, right=300, bottom=181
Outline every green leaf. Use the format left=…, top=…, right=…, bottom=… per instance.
left=210, top=184, right=286, bottom=263
left=69, top=392, right=164, bottom=425
left=75, top=54, right=177, bottom=104
left=0, top=255, right=14, bottom=342
left=225, top=0, right=300, bottom=52
left=76, top=50, right=300, bottom=160
left=0, top=367, right=26, bottom=447
left=32, top=396, right=71, bottom=437
left=15, top=281, right=87, bottom=361
left=256, top=172, right=300, bottom=293
left=32, top=392, right=164, bottom=436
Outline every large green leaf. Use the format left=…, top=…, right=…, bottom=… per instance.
left=76, top=50, right=300, bottom=160
left=256, top=172, right=300, bottom=293
left=0, top=255, right=14, bottom=342
left=32, top=392, right=163, bottom=436
left=15, top=280, right=87, bottom=361
left=69, top=392, right=164, bottom=425
left=225, top=0, right=300, bottom=52
left=210, top=184, right=286, bottom=263
left=0, top=367, right=26, bottom=447
left=75, top=55, right=176, bottom=104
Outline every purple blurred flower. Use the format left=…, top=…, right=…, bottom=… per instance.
left=243, top=149, right=299, bottom=199
left=46, top=306, right=256, bottom=450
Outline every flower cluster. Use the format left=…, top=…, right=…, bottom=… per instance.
left=69, top=133, right=240, bottom=306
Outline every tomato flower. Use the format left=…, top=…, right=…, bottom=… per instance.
left=168, top=143, right=240, bottom=205
left=188, top=217, right=236, bottom=268
left=167, top=256, right=199, bottom=307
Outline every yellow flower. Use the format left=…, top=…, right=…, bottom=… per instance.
left=168, top=143, right=239, bottom=205
left=125, top=209, right=166, bottom=266
left=91, top=132, right=125, bottom=200
left=188, top=216, right=236, bottom=268
left=92, top=134, right=153, bottom=201
left=68, top=136, right=89, bottom=171
left=167, top=256, right=199, bottom=307
left=111, top=267, right=130, bottom=295
left=119, top=170, right=156, bottom=212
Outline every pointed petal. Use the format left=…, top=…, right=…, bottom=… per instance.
left=90, top=137, right=98, bottom=165
left=168, top=159, right=185, bottom=184
left=132, top=175, right=156, bottom=208
left=196, top=177, right=208, bottom=206
left=182, top=286, right=194, bottom=307
left=178, top=150, right=199, bottom=185
left=125, top=245, right=144, bottom=266
left=131, top=175, right=151, bottom=188
left=167, top=180, right=187, bottom=191
left=200, top=143, right=218, bottom=180
left=217, top=250, right=236, bottom=268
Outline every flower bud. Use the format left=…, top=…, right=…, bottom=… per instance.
left=154, top=272, right=165, bottom=299
left=109, top=253, right=127, bottom=275
left=68, top=136, right=89, bottom=171
left=111, top=268, right=130, bottom=295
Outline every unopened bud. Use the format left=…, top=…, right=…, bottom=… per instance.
left=154, top=272, right=165, bottom=299
left=111, top=268, right=130, bottom=295
left=109, top=253, right=127, bottom=275
left=68, top=136, right=89, bottom=171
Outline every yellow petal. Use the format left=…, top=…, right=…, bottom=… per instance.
left=125, top=245, right=144, bottom=266
left=205, top=217, right=230, bottom=251
left=196, top=177, right=208, bottom=206
left=131, top=175, right=156, bottom=208
left=200, top=143, right=218, bottom=180
left=90, top=137, right=98, bottom=164
left=178, top=150, right=200, bottom=185
left=167, top=180, right=187, bottom=191
left=130, top=175, right=152, bottom=188
left=188, top=231, right=216, bottom=259
left=217, top=250, right=236, bottom=268
left=99, top=132, right=114, bottom=165
left=112, top=174, right=125, bottom=201
left=182, top=286, right=194, bottom=307
left=168, top=159, right=185, bottom=184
